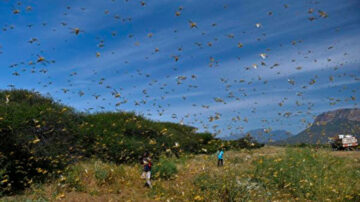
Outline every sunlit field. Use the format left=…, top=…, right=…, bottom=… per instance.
left=2, top=146, right=359, bottom=202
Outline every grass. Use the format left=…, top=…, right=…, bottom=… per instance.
left=253, top=148, right=360, bottom=201
left=1, top=146, right=360, bottom=201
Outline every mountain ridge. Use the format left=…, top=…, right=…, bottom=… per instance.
left=276, top=108, right=360, bottom=144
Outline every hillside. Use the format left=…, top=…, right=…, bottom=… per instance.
left=314, top=108, right=360, bottom=124
left=221, top=129, right=293, bottom=143
left=277, top=108, right=360, bottom=144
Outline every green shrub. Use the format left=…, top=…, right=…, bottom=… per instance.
left=152, top=159, right=178, bottom=180
left=0, top=89, right=81, bottom=195
left=78, top=113, right=218, bottom=164
left=229, top=136, right=264, bottom=150
left=62, top=164, right=84, bottom=192
left=94, top=161, right=114, bottom=185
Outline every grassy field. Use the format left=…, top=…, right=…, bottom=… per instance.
left=1, top=146, right=360, bottom=202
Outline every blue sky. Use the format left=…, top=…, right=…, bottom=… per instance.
left=0, top=0, right=359, bottom=137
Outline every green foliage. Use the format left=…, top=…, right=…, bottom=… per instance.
left=152, top=158, right=178, bottom=180
left=62, top=164, right=84, bottom=192
left=78, top=112, right=220, bottom=163
left=0, top=89, right=81, bottom=195
left=229, top=136, right=264, bottom=150
left=253, top=148, right=360, bottom=201
left=94, top=161, right=114, bottom=185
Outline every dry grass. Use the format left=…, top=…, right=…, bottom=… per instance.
left=1, top=146, right=359, bottom=202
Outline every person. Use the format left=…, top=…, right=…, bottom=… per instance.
left=141, top=152, right=152, bottom=188
left=217, top=148, right=224, bottom=166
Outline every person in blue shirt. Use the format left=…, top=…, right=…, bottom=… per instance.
left=217, top=148, right=224, bottom=166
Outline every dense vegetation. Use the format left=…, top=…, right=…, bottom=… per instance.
left=0, top=89, right=262, bottom=195
left=0, top=90, right=81, bottom=195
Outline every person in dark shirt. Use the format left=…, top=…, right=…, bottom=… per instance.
left=141, top=152, right=152, bottom=188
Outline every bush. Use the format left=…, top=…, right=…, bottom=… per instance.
left=94, top=161, right=114, bottom=185
left=0, top=89, right=81, bottom=195
left=78, top=113, right=218, bottom=164
left=253, top=148, right=360, bottom=201
left=62, top=164, right=84, bottom=192
left=152, top=159, right=178, bottom=180
left=230, top=136, right=264, bottom=150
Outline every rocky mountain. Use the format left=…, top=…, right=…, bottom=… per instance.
left=277, top=108, right=360, bottom=144
left=314, top=108, right=360, bottom=125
